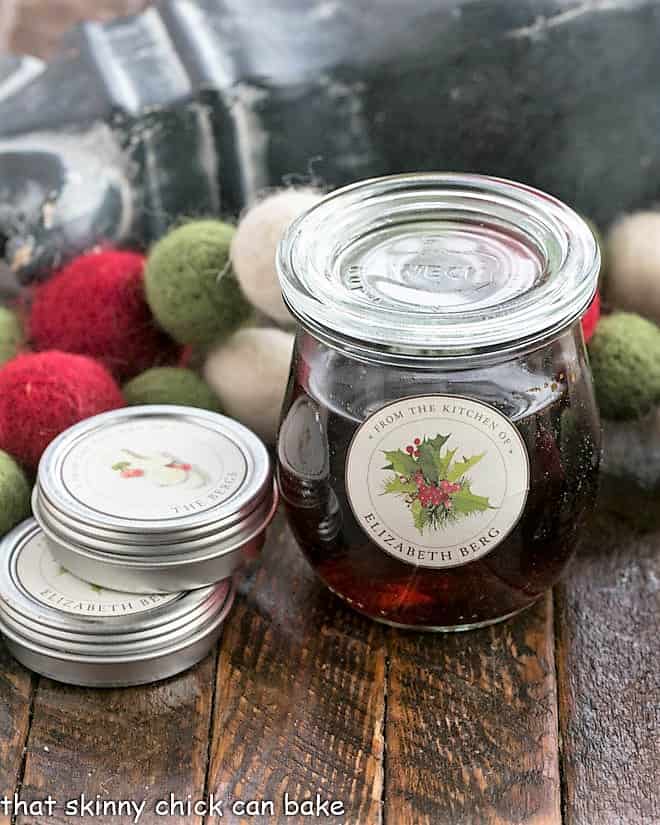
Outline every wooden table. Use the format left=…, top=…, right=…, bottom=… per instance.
left=0, top=490, right=657, bottom=825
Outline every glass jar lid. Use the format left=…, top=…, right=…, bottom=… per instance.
left=278, top=173, right=600, bottom=357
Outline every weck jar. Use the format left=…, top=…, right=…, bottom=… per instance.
left=276, top=173, right=601, bottom=631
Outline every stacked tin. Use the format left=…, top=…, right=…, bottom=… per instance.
left=0, top=406, right=278, bottom=687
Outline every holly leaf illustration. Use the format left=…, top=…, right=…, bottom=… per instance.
left=112, top=461, right=131, bottom=471
left=383, top=449, right=417, bottom=476
left=451, top=484, right=492, bottom=515
left=417, top=441, right=439, bottom=484
left=435, top=447, right=457, bottom=480
left=383, top=476, right=417, bottom=495
left=447, top=452, right=485, bottom=482
left=411, top=498, right=430, bottom=533
left=426, top=434, right=450, bottom=453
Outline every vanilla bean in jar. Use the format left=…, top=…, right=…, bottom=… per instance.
left=277, top=173, right=601, bottom=631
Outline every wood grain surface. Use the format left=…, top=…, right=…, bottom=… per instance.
left=0, top=641, right=34, bottom=825
left=16, top=654, right=216, bottom=825
left=206, top=514, right=386, bottom=825
left=556, top=507, right=660, bottom=825
left=0, top=509, right=656, bottom=825
left=386, top=593, right=561, bottom=825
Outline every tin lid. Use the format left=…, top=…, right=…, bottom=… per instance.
left=278, top=173, right=600, bottom=359
left=0, top=520, right=234, bottom=660
left=36, top=405, right=273, bottom=540
left=32, top=481, right=277, bottom=558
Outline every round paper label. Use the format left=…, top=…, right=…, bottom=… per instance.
left=60, top=417, right=248, bottom=522
left=345, top=395, right=530, bottom=569
left=16, top=532, right=180, bottom=617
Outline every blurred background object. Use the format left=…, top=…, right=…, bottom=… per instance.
left=6, top=0, right=150, bottom=59
left=3, top=0, right=660, bottom=281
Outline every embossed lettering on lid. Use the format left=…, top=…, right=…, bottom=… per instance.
left=278, top=173, right=599, bottom=355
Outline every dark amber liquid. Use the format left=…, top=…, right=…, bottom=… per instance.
left=278, top=361, right=600, bottom=628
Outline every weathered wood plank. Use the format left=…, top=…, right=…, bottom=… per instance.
left=0, top=640, right=34, bottom=825
left=11, top=0, right=151, bottom=58
left=556, top=506, right=660, bottom=825
left=386, top=593, right=561, bottom=825
left=206, top=514, right=386, bottom=825
left=16, top=652, right=217, bottom=825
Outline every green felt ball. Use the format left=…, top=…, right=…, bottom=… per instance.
left=0, top=450, right=31, bottom=537
left=588, top=312, right=660, bottom=420
left=123, top=367, right=221, bottom=412
left=0, top=306, right=23, bottom=365
left=145, top=220, right=252, bottom=348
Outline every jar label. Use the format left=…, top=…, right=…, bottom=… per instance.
left=17, top=532, right=180, bottom=617
left=60, top=418, right=248, bottom=522
left=345, top=395, right=530, bottom=569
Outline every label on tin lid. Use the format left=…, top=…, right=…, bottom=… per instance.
left=60, top=417, right=248, bottom=522
left=345, top=395, right=530, bottom=570
left=16, top=532, right=180, bottom=617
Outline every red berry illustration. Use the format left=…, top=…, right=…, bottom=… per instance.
left=167, top=461, right=192, bottom=471
left=121, top=468, right=144, bottom=479
left=382, top=434, right=490, bottom=533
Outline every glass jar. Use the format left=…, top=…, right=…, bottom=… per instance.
left=276, top=173, right=601, bottom=631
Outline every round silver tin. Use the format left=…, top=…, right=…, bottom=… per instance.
left=32, top=405, right=277, bottom=593
left=0, top=520, right=235, bottom=687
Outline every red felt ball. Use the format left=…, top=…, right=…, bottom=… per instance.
left=581, top=291, right=601, bottom=343
left=0, top=351, right=124, bottom=471
left=29, top=249, right=180, bottom=381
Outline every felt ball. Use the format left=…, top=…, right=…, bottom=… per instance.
left=204, top=327, right=294, bottom=443
left=29, top=249, right=180, bottom=381
left=0, top=306, right=24, bottom=365
left=123, top=367, right=221, bottom=411
left=605, top=212, right=660, bottom=323
left=0, top=450, right=31, bottom=537
left=581, top=291, right=601, bottom=343
left=0, top=351, right=125, bottom=471
left=231, top=188, right=323, bottom=325
left=587, top=313, right=660, bottom=420
left=145, top=220, right=252, bottom=348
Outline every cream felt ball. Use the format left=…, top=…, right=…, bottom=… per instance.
left=0, top=450, right=31, bottom=537
left=605, top=212, right=660, bottom=323
left=145, top=220, right=252, bottom=348
left=231, top=188, right=323, bottom=325
left=204, top=328, right=294, bottom=443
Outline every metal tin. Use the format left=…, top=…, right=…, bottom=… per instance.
left=32, top=405, right=277, bottom=593
left=0, top=520, right=236, bottom=687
